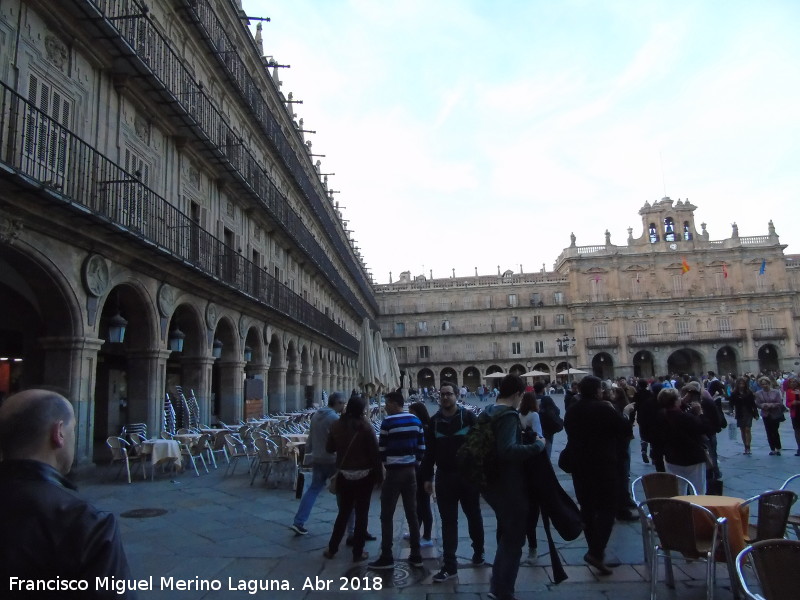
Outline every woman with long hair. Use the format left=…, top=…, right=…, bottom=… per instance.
left=730, top=376, right=758, bottom=455
left=755, top=377, right=784, bottom=455
left=324, top=395, right=382, bottom=562
left=659, top=387, right=707, bottom=495
left=408, top=401, right=433, bottom=546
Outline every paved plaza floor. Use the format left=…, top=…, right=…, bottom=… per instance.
left=77, top=395, right=800, bottom=599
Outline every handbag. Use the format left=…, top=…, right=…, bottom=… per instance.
left=328, top=432, right=359, bottom=494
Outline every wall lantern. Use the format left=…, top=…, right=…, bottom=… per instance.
left=168, top=326, right=186, bottom=353
left=212, top=338, right=223, bottom=359
left=107, top=311, right=128, bottom=344
left=244, top=345, right=253, bottom=362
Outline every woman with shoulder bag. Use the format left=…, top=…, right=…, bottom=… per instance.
left=755, top=377, right=784, bottom=455
left=323, top=395, right=382, bottom=562
left=730, top=376, right=758, bottom=455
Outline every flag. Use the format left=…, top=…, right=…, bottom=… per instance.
left=759, top=259, right=766, bottom=275
left=722, top=263, right=728, bottom=279
left=681, top=258, right=690, bottom=274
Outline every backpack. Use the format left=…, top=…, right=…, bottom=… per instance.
left=456, top=406, right=513, bottom=491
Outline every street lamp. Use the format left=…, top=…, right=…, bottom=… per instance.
left=556, top=332, right=576, bottom=384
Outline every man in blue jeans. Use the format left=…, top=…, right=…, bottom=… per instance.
left=290, top=392, right=346, bottom=535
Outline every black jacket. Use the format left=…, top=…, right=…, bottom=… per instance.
left=420, top=406, right=476, bottom=481
left=0, top=460, right=135, bottom=599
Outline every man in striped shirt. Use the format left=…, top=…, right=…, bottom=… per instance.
left=368, top=391, right=426, bottom=570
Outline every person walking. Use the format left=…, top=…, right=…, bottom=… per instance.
left=534, top=381, right=561, bottom=458
left=369, top=391, right=426, bottom=570
left=420, top=384, right=486, bottom=582
left=519, top=391, right=543, bottom=559
left=407, top=402, right=434, bottom=548
left=755, top=376, right=785, bottom=455
left=483, top=374, right=545, bottom=600
left=660, top=387, right=708, bottom=497
left=290, top=392, right=346, bottom=536
left=322, top=395, right=382, bottom=562
left=786, top=378, right=800, bottom=455
left=730, top=376, right=758, bottom=455
left=562, top=375, right=632, bottom=575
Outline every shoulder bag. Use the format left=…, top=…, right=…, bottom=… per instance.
left=328, top=432, right=358, bottom=494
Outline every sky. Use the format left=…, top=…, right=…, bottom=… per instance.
left=242, top=0, right=800, bottom=285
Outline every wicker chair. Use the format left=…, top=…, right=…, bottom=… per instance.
left=736, top=539, right=800, bottom=600
left=632, top=472, right=698, bottom=566
left=741, top=490, right=798, bottom=544
left=779, top=474, right=800, bottom=539
left=105, top=436, right=138, bottom=484
left=180, top=434, right=209, bottom=476
left=639, top=497, right=736, bottom=600
left=250, top=437, right=288, bottom=486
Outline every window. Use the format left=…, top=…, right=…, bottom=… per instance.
left=534, top=341, right=545, bottom=353
left=417, top=321, right=428, bottom=332
left=664, top=217, right=676, bottom=242
left=122, top=148, right=151, bottom=231
left=714, top=272, right=726, bottom=293
left=530, top=293, right=543, bottom=306
left=675, top=319, right=690, bottom=335
left=672, top=274, right=684, bottom=295
left=554, top=292, right=565, bottom=305
left=418, top=346, right=430, bottom=359
left=717, top=318, right=731, bottom=333
left=756, top=270, right=767, bottom=291
left=394, top=322, right=406, bottom=336
left=555, top=313, right=566, bottom=326
left=509, top=316, right=520, bottom=329
left=441, top=320, right=450, bottom=331
left=760, top=315, right=774, bottom=330
left=396, top=347, right=407, bottom=361
left=683, top=221, right=692, bottom=241
left=593, top=324, right=608, bottom=341
left=632, top=275, right=642, bottom=298
left=591, top=276, right=604, bottom=301
left=508, top=294, right=518, bottom=307
left=25, top=74, right=72, bottom=185
left=511, top=342, right=521, bottom=355
left=532, top=315, right=543, bottom=327
left=634, top=322, right=648, bottom=338
left=649, top=223, right=659, bottom=243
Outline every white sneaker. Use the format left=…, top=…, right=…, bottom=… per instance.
left=402, top=532, right=411, bottom=540
left=420, top=538, right=433, bottom=547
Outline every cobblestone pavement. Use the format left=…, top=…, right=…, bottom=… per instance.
left=77, top=395, right=800, bottom=599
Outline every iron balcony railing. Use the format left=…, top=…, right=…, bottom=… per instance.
left=752, top=328, right=788, bottom=340
left=627, top=329, right=746, bottom=347
left=0, top=81, right=358, bottom=353
left=585, top=336, right=619, bottom=349
left=80, top=0, right=376, bottom=317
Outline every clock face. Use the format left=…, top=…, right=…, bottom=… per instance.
left=669, top=243, right=678, bottom=250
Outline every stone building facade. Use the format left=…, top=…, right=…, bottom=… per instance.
left=375, top=198, right=800, bottom=391
left=0, top=0, right=375, bottom=464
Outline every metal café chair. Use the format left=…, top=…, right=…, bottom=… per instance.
left=736, top=539, right=800, bottom=600
left=779, top=474, right=800, bottom=539
left=740, top=490, right=797, bottom=544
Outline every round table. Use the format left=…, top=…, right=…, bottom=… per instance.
left=674, top=494, right=749, bottom=556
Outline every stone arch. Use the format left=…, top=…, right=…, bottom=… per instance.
left=93, top=282, right=158, bottom=457
left=285, top=338, right=301, bottom=411
left=417, top=367, right=435, bottom=394
left=633, top=350, right=656, bottom=379
left=211, top=315, right=241, bottom=423
left=509, top=363, right=526, bottom=376
left=756, top=343, right=780, bottom=374
left=533, top=363, right=551, bottom=380
left=591, top=352, right=614, bottom=380
left=166, top=301, right=209, bottom=425
left=666, top=348, right=704, bottom=378
left=463, top=366, right=480, bottom=392
left=440, top=366, right=458, bottom=390
left=486, top=365, right=503, bottom=376
left=716, top=345, right=738, bottom=378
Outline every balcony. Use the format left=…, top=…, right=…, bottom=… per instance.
left=0, top=81, right=358, bottom=353
left=752, top=328, right=788, bottom=341
left=585, top=336, right=619, bottom=349
left=627, top=329, right=746, bottom=347
left=72, top=0, right=375, bottom=317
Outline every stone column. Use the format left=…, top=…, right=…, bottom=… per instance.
left=268, top=365, right=287, bottom=413
left=37, top=336, right=104, bottom=466
left=217, top=360, right=247, bottom=423
left=179, top=356, right=216, bottom=426
left=312, top=363, right=323, bottom=407
left=126, top=349, right=172, bottom=437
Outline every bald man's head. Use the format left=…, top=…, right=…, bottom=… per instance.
left=0, top=389, right=76, bottom=473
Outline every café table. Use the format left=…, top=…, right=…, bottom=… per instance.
left=173, top=432, right=202, bottom=446
left=674, top=494, right=749, bottom=556
left=141, top=439, right=182, bottom=478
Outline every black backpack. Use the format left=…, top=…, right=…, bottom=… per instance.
left=456, top=407, right=513, bottom=490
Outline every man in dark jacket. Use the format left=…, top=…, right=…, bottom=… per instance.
left=534, top=381, right=561, bottom=457
left=420, top=384, right=485, bottom=582
left=0, top=389, right=136, bottom=598
left=483, top=374, right=545, bottom=600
